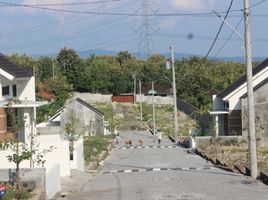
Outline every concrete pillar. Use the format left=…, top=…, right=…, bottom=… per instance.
left=215, top=115, right=219, bottom=137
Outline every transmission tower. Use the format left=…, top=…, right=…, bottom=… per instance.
left=137, top=0, right=159, bottom=59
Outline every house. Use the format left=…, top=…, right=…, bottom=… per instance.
left=49, top=98, right=106, bottom=136
left=37, top=98, right=108, bottom=173
left=0, top=53, right=47, bottom=143
left=210, top=58, right=268, bottom=144
left=0, top=54, right=66, bottom=198
left=37, top=82, right=55, bottom=102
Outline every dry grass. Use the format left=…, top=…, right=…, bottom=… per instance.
left=198, top=143, right=268, bottom=174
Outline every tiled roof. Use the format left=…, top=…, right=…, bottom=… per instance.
left=0, top=53, right=33, bottom=78
left=217, top=58, right=268, bottom=99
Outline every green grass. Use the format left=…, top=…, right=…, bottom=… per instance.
left=1, top=186, right=32, bottom=200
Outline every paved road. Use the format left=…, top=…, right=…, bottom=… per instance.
left=70, top=131, right=268, bottom=200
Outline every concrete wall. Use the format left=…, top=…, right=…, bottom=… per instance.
left=136, top=94, right=173, bottom=105
left=46, top=164, right=61, bottom=199
left=242, top=81, right=268, bottom=145
left=61, top=100, right=104, bottom=136
left=0, top=135, right=68, bottom=198
left=73, top=92, right=174, bottom=105
left=0, top=166, right=60, bottom=199
left=70, top=138, right=85, bottom=172
left=0, top=168, right=46, bottom=187
left=73, top=92, right=112, bottom=103
left=36, top=134, right=71, bottom=177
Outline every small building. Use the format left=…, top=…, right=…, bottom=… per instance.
left=210, top=58, right=268, bottom=144
left=49, top=98, right=105, bottom=136
left=142, top=83, right=172, bottom=96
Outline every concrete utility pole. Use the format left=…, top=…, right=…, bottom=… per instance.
left=152, top=81, right=156, bottom=138
left=139, top=80, right=143, bottom=121
left=133, top=74, right=137, bottom=103
left=244, top=0, right=258, bottom=179
left=170, top=46, right=179, bottom=140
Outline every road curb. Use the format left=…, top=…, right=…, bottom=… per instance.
left=103, top=166, right=212, bottom=174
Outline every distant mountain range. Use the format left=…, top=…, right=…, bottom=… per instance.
left=32, top=49, right=265, bottom=62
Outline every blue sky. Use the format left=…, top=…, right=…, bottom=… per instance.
left=0, top=0, right=267, bottom=58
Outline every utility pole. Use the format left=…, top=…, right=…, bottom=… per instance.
left=133, top=74, right=136, bottom=103
left=152, top=81, right=156, bottom=138
left=139, top=80, right=143, bottom=121
left=170, top=46, right=179, bottom=141
left=244, top=0, right=258, bottom=179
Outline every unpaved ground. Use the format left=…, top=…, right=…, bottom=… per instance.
left=198, top=143, right=268, bottom=174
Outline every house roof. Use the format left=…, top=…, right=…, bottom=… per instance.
left=49, top=98, right=104, bottom=122
left=0, top=53, right=33, bottom=78
left=37, top=82, right=55, bottom=101
left=240, top=77, right=268, bottom=99
left=217, top=58, right=268, bottom=99
left=75, top=98, right=104, bottom=116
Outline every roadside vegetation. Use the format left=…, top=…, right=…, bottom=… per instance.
left=84, top=135, right=115, bottom=169
left=1, top=185, right=32, bottom=200
left=197, top=139, right=268, bottom=174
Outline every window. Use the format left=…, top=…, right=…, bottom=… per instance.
left=2, top=85, right=9, bottom=96
left=12, top=84, right=17, bottom=97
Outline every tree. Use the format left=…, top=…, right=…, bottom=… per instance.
left=36, top=57, right=54, bottom=82
left=56, top=48, right=85, bottom=90
left=117, top=51, right=132, bottom=66
left=9, top=54, right=36, bottom=73
left=64, top=109, right=85, bottom=160
left=37, top=76, right=73, bottom=123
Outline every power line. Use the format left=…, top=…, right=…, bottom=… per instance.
left=0, top=0, right=120, bottom=7
left=1, top=17, right=132, bottom=51
left=249, top=0, right=267, bottom=9
left=202, top=0, right=234, bottom=61
left=0, top=1, right=242, bottom=17
left=212, top=17, right=244, bottom=59
left=4, top=0, right=132, bottom=37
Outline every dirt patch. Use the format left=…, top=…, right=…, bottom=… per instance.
left=198, top=143, right=268, bottom=174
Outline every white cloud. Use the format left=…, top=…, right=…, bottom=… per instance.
left=171, top=0, right=214, bottom=11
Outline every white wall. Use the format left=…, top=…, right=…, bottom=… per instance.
left=70, top=138, right=85, bottom=172
left=17, top=77, right=36, bottom=101
left=0, top=135, right=68, bottom=198
left=37, top=135, right=71, bottom=177
left=212, top=95, right=225, bottom=110
left=46, top=163, right=61, bottom=199
left=73, top=92, right=112, bottom=103
left=136, top=94, right=173, bottom=105
left=224, top=67, right=268, bottom=110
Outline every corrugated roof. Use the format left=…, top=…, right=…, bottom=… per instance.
left=217, top=58, right=268, bottom=99
left=0, top=53, right=33, bottom=78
